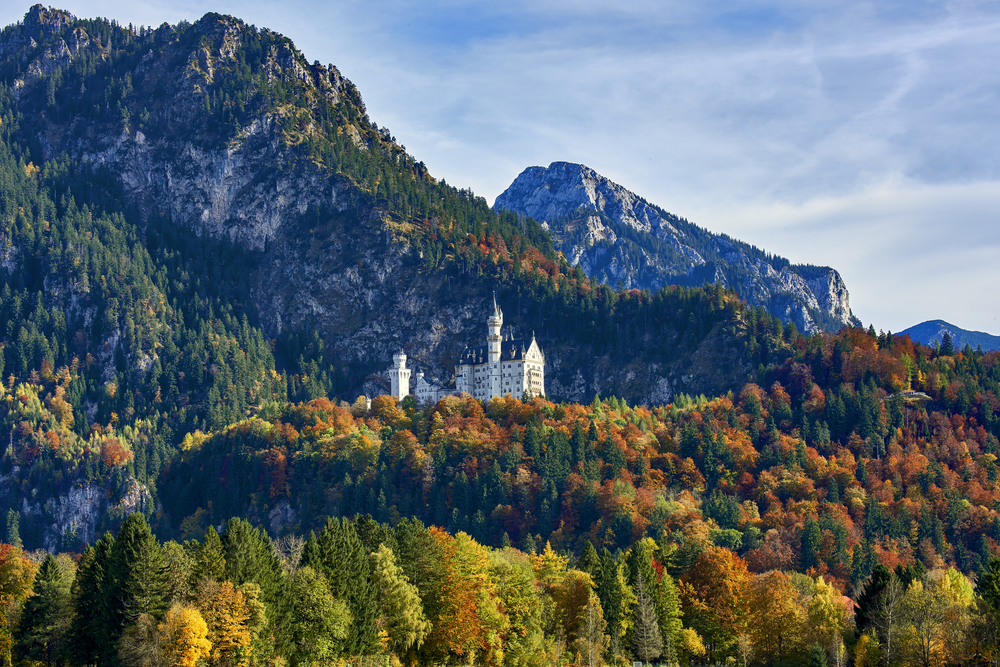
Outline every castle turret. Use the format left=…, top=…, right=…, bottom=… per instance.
left=388, top=349, right=411, bottom=401
left=487, top=293, right=503, bottom=363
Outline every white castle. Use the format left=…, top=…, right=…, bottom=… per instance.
left=388, top=295, right=545, bottom=404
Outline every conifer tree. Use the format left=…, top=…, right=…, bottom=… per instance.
left=12, top=554, right=71, bottom=665
left=98, top=513, right=170, bottom=665
left=222, top=517, right=284, bottom=612
left=578, top=541, right=601, bottom=580
left=596, top=548, right=635, bottom=662
left=67, top=534, right=113, bottom=665
left=310, top=517, right=379, bottom=654
left=941, top=331, right=954, bottom=356
left=631, top=570, right=663, bottom=663
left=193, top=525, right=226, bottom=582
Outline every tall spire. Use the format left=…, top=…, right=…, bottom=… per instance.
left=493, top=291, right=502, bottom=318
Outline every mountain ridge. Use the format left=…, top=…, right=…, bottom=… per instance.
left=900, top=319, right=1000, bottom=352
left=494, top=161, right=859, bottom=334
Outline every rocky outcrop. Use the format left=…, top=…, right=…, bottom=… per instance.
left=0, top=472, right=153, bottom=551
left=495, top=162, right=859, bottom=333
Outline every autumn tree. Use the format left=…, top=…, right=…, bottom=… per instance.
left=807, top=576, right=848, bottom=655
left=196, top=580, right=265, bottom=667
left=489, top=549, right=551, bottom=667
left=159, top=605, right=212, bottom=667
left=745, top=570, right=805, bottom=663
left=681, top=547, right=750, bottom=661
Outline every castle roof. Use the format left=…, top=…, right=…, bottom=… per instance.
left=458, top=338, right=542, bottom=365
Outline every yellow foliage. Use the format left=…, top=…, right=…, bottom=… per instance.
left=854, top=631, right=881, bottom=667
left=530, top=541, right=568, bottom=586
left=159, top=604, right=212, bottom=667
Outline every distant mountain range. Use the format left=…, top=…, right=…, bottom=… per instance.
left=493, top=162, right=860, bottom=334
left=900, top=320, right=1000, bottom=352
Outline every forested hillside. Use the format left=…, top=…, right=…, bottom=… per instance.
left=4, top=5, right=1000, bottom=667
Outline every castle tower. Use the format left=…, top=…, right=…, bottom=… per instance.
left=487, top=293, right=503, bottom=363
left=388, top=349, right=411, bottom=401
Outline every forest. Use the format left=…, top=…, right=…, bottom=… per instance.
left=4, top=7, right=1000, bottom=667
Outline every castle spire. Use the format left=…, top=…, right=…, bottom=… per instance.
left=493, top=291, right=501, bottom=318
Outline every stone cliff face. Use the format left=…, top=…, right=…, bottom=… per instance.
left=0, top=467, right=153, bottom=551
left=494, top=162, right=859, bottom=334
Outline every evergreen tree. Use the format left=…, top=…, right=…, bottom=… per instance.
left=809, top=642, right=829, bottom=667
left=5, top=509, right=20, bottom=548
left=578, top=541, right=602, bottom=580
left=855, top=564, right=893, bottom=636
left=221, top=517, right=285, bottom=613
left=193, top=525, right=226, bottom=582
left=13, top=554, right=71, bottom=665
left=941, top=331, right=954, bottom=356
left=631, top=570, right=663, bottom=663
left=802, top=518, right=822, bottom=570
left=595, top=548, right=635, bottom=661
left=67, top=535, right=113, bottom=665
left=309, top=517, right=379, bottom=654
left=112, top=513, right=171, bottom=623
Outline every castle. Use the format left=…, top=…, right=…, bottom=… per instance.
left=388, top=296, right=545, bottom=404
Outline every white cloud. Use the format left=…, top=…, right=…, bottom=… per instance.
left=687, top=178, right=1000, bottom=334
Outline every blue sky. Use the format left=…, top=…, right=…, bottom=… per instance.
left=3, top=0, right=1000, bottom=335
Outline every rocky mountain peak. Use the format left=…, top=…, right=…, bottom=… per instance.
left=494, top=162, right=859, bottom=334
left=23, top=4, right=75, bottom=33
left=495, top=161, right=677, bottom=239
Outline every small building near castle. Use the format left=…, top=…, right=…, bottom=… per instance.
left=387, top=295, right=545, bottom=404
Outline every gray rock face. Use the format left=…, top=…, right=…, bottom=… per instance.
left=495, top=162, right=859, bottom=333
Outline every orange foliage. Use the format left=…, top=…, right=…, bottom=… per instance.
left=101, top=437, right=134, bottom=467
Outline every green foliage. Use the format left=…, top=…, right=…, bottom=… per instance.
left=370, top=544, right=430, bottom=653
left=283, top=566, right=351, bottom=666
left=12, top=553, right=72, bottom=665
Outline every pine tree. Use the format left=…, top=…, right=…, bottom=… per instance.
left=631, top=570, right=663, bottom=663
left=193, top=525, right=226, bottom=582
left=13, top=554, right=71, bottom=665
left=595, top=548, right=635, bottom=662
left=102, top=512, right=171, bottom=664
left=310, top=517, right=379, bottom=654
left=67, top=535, right=113, bottom=665
left=941, top=331, right=954, bottom=356
left=809, top=642, right=829, bottom=667
left=578, top=541, right=601, bottom=580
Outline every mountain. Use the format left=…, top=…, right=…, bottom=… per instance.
left=0, top=6, right=793, bottom=547
left=0, top=6, right=771, bottom=410
left=493, top=162, right=860, bottom=334
left=900, top=319, right=1000, bottom=352
left=6, top=12, right=1000, bottom=667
